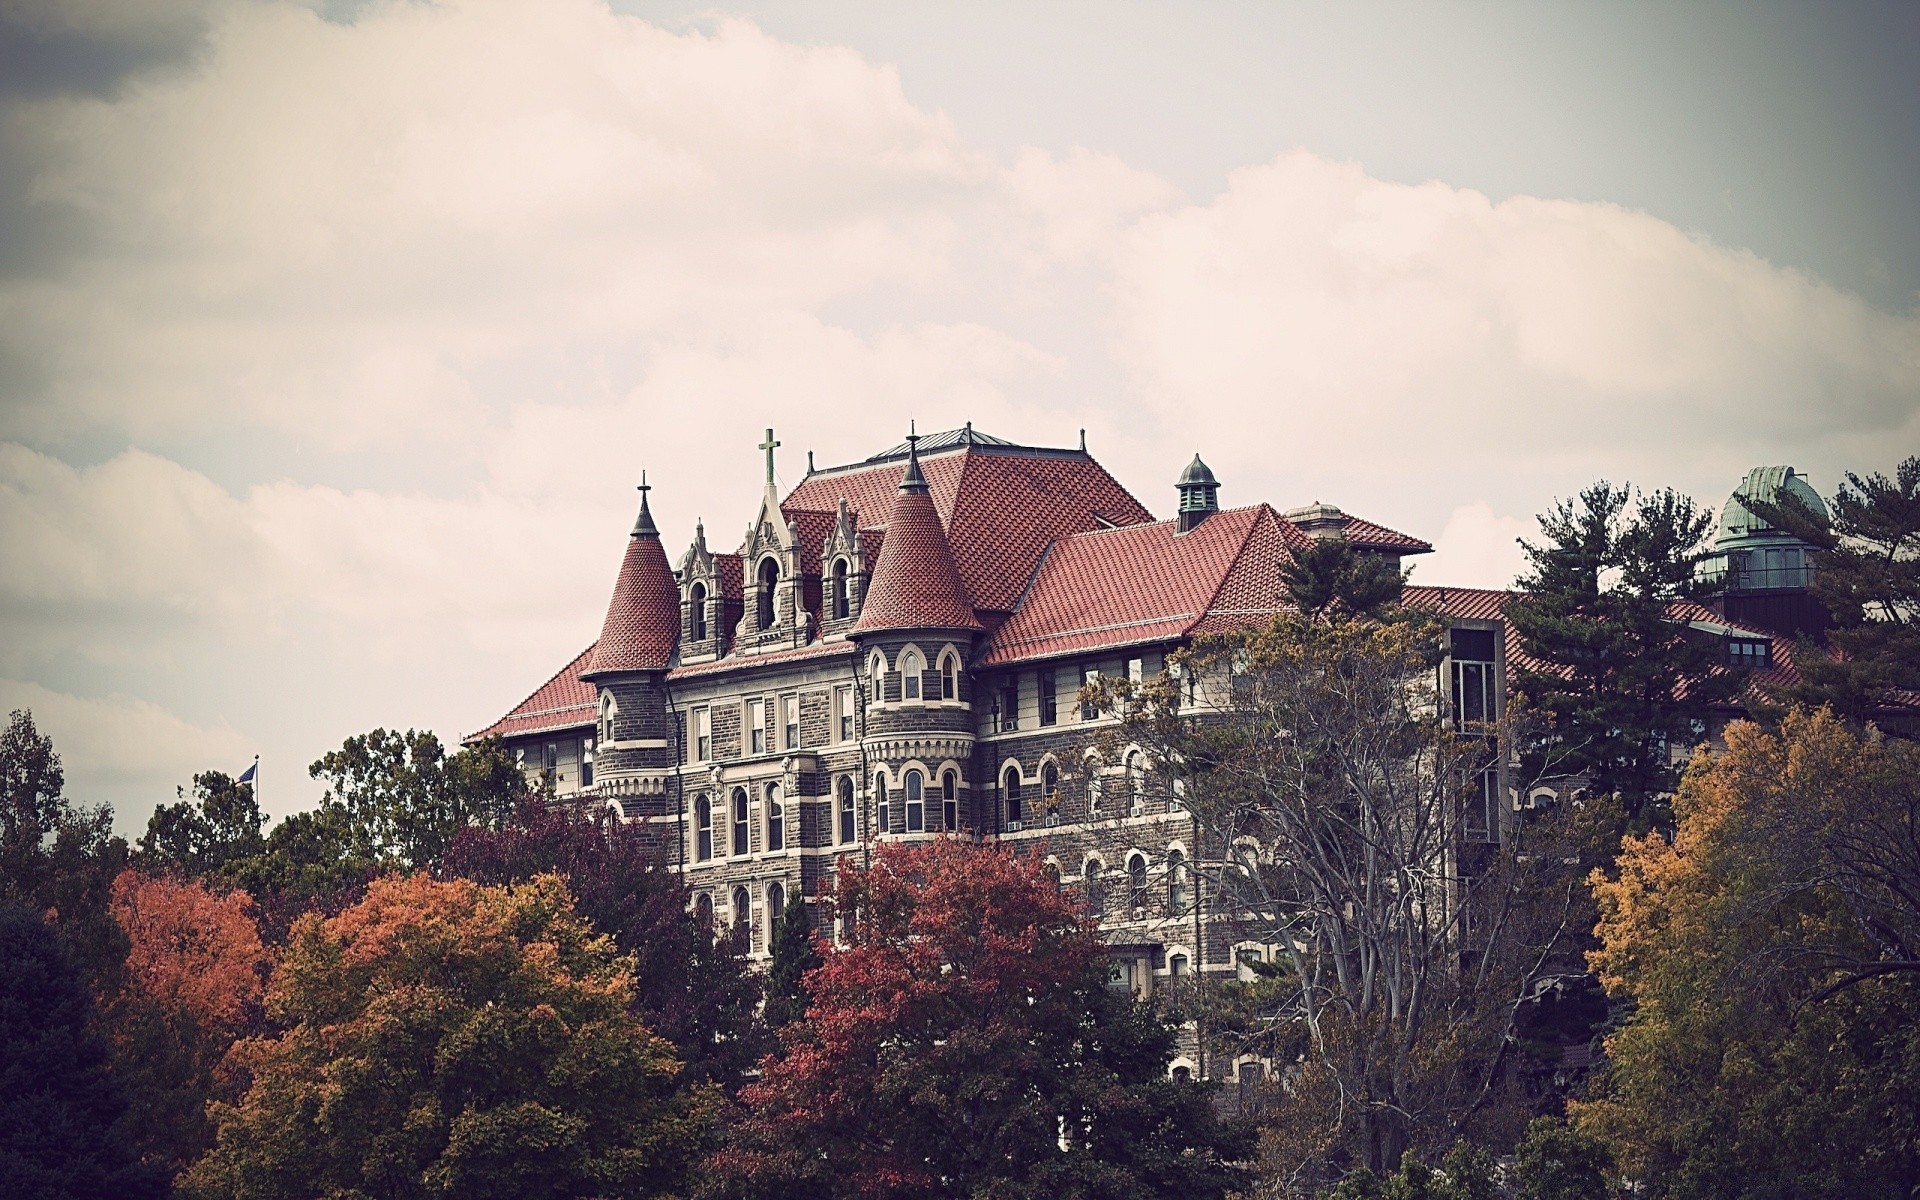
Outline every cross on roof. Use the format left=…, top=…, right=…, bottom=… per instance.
left=759, top=428, right=780, bottom=485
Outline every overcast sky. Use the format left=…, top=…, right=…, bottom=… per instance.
left=1, top=0, right=1915, bottom=833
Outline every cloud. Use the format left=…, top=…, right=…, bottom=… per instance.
left=1416, top=502, right=1535, bottom=591
left=0, top=676, right=248, bottom=798
left=0, top=1, right=1915, bottom=832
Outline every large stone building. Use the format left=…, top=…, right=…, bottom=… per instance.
left=471, top=425, right=1459, bottom=990
left=469, top=426, right=1826, bottom=1012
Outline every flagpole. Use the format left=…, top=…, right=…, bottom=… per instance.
left=254, top=754, right=260, bottom=812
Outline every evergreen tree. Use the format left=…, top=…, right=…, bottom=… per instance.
left=762, top=889, right=819, bottom=1032
left=1746, top=455, right=1920, bottom=723
left=0, top=905, right=166, bottom=1200
left=1280, top=535, right=1407, bottom=622
left=1507, top=483, right=1736, bottom=822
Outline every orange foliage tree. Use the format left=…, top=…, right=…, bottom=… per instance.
left=106, top=870, right=271, bottom=1177
left=181, top=873, right=708, bottom=1200
left=1579, top=710, right=1920, bottom=1197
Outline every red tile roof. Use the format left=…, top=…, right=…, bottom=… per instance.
left=981, top=506, right=1277, bottom=666
left=852, top=455, right=983, bottom=634
left=582, top=523, right=680, bottom=677
left=467, top=643, right=598, bottom=740
left=784, top=444, right=1153, bottom=614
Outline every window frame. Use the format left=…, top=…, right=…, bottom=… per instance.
left=695, top=794, right=713, bottom=861
left=690, top=580, right=709, bottom=640
left=941, top=768, right=958, bottom=831
left=731, top=787, right=750, bottom=856
left=901, top=648, right=925, bottom=701
left=766, top=782, right=785, bottom=852
left=837, top=775, right=856, bottom=844
left=904, top=768, right=925, bottom=832
left=747, top=698, right=767, bottom=755
left=875, top=771, right=891, bottom=834
left=1003, top=765, right=1023, bottom=826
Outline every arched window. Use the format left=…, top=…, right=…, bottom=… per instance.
left=901, top=649, right=924, bottom=700
left=690, top=581, right=708, bottom=640
left=695, top=892, right=713, bottom=931
left=1084, top=859, right=1105, bottom=914
left=695, top=795, right=713, bottom=861
left=766, top=782, right=785, bottom=852
left=767, top=881, right=786, bottom=927
left=831, top=559, right=850, bottom=620
left=875, top=772, right=890, bottom=834
left=1086, top=760, right=1104, bottom=814
left=1003, top=765, right=1023, bottom=824
left=757, top=557, right=779, bottom=629
left=1168, top=952, right=1188, bottom=977
left=731, top=788, right=749, bottom=855
left=1125, top=751, right=1146, bottom=814
left=838, top=775, right=856, bottom=844
left=1128, top=853, right=1148, bottom=912
left=941, top=769, right=958, bottom=831
left=939, top=651, right=957, bottom=700
left=868, top=651, right=886, bottom=704
left=732, top=885, right=751, bottom=929
left=1044, top=861, right=1062, bottom=892
left=905, top=769, right=924, bottom=832
left=1042, top=763, right=1059, bottom=824
left=600, top=693, right=616, bottom=745
left=1167, top=848, right=1189, bottom=916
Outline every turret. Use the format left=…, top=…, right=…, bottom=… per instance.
left=582, top=475, right=680, bottom=810
left=852, top=431, right=981, bottom=840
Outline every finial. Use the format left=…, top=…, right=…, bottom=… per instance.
left=900, top=423, right=928, bottom=492
left=963, top=420, right=974, bottom=444
left=807, top=449, right=815, bottom=473
left=631, top=470, right=659, bottom=537
left=1079, top=428, right=1087, bottom=452
left=759, top=428, right=781, bottom=487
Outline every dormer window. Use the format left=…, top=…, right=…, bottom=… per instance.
left=690, top=581, right=708, bottom=640
left=756, top=557, right=780, bottom=629
left=831, top=558, right=850, bottom=620
left=1727, top=637, right=1771, bottom=669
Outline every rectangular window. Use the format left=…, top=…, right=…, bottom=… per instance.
left=1080, top=666, right=1101, bottom=720
left=1465, top=764, right=1499, bottom=843
left=693, top=707, right=711, bottom=762
left=1727, top=638, right=1771, bottom=669
left=942, top=773, right=958, bottom=831
left=1039, top=670, right=1057, bottom=726
left=748, top=699, right=766, bottom=755
left=834, top=685, right=854, bottom=742
left=581, top=738, right=594, bottom=787
left=781, top=694, right=799, bottom=750
left=999, top=678, right=1020, bottom=732
left=1448, top=628, right=1498, bottom=728
left=543, top=742, right=558, bottom=786
left=1126, top=656, right=1144, bottom=683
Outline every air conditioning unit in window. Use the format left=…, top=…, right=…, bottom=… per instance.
left=1006, top=820, right=1025, bottom=832
left=1130, top=801, right=1145, bottom=817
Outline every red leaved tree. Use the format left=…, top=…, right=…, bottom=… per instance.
left=709, top=838, right=1250, bottom=1200
left=105, top=870, right=271, bottom=1177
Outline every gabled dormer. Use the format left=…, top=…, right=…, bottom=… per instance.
left=732, top=428, right=816, bottom=655
left=818, top=498, right=871, bottom=639
left=678, top=520, right=741, bottom=663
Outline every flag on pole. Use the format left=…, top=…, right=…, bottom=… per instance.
left=238, top=759, right=257, bottom=784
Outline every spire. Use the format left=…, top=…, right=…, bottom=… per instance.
left=631, top=471, right=658, bottom=538
left=900, top=424, right=928, bottom=493
left=852, top=427, right=981, bottom=635
left=583, top=478, right=680, bottom=678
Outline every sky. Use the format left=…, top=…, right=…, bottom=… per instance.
left=0, top=0, right=1915, bottom=833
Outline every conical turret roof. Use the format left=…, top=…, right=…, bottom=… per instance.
left=853, top=439, right=982, bottom=635
left=582, top=480, right=680, bottom=677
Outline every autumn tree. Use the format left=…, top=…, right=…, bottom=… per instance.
left=711, top=839, right=1252, bottom=1200
left=1579, top=710, right=1920, bottom=1197
left=1099, top=603, right=1601, bottom=1190
left=442, top=798, right=764, bottom=1088
left=1747, top=456, right=1920, bottom=722
left=104, top=870, right=271, bottom=1177
left=0, top=904, right=166, bottom=1200
left=181, top=873, right=709, bottom=1200
left=1506, top=483, right=1736, bottom=823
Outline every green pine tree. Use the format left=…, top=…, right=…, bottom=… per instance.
left=0, top=905, right=166, bottom=1200
left=1507, top=482, right=1737, bottom=823
left=763, top=889, right=820, bottom=1031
